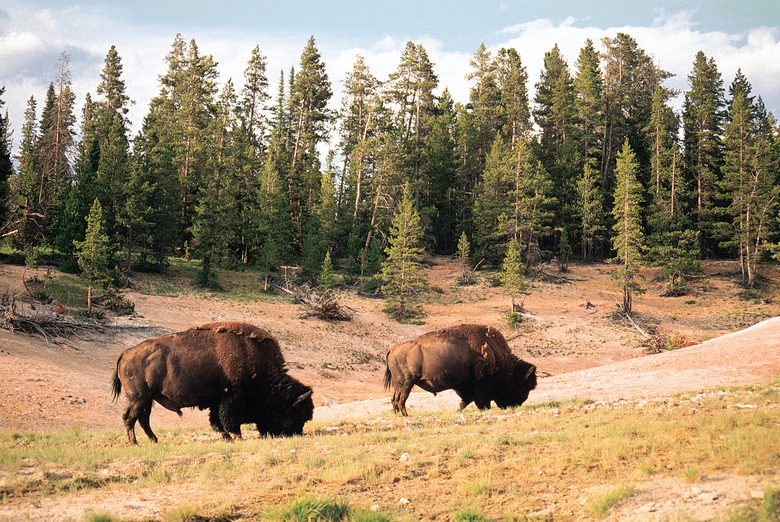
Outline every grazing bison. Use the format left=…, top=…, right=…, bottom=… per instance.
left=384, top=324, right=536, bottom=416
left=111, top=322, right=313, bottom=444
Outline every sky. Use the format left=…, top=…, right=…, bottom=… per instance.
left=1, top=0, right=780, bottom=154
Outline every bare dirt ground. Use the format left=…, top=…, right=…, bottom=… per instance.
left=0, top=257, right=779, bottom=520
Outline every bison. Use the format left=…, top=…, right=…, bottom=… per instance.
left=384, top=324, right=536, bottom=416
left=111, top=322, right=314, bottom=444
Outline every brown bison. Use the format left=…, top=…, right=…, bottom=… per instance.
left=111, top=322, right=313, bottom=444
left=384, top=324, right=536, bottom=416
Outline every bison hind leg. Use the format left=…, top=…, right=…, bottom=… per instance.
left=124, top=399, right=157, bottom=444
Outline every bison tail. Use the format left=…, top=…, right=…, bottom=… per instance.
left=383, top=367, right=392, bottom=390
left=111, top=358, right=122, bottom=402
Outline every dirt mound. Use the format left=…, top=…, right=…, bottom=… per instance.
left=0, top=257, right=778, bottom=432
left=314, top=316, right=780, bottom=420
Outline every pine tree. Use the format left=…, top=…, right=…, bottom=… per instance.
left=473, top=133, right=514, bottom=261
left=379, top=183, right=428, bottom=321
left=719, top=73, right=779, bottom=287
left=420, top=89, right=460, bottom=253
left=0, top=87, right=13, bottom=229
left=575, top=162, right=604, bottom=262
left=610, top=140, right=645, bottom=314
left=496, top=47, right=531, bottom=144
left=600, top=34, right=670, bottom=188
left=465, top=43, right=501, bottom=159
left=573, top=39, right=604, bottom=166
left=500, top=239, right=528, bottom=325
left=14, top=96, right=40, bottom=247
left=318, top=251, right=335, bottom=289
left=288, top=36, right=333, bottom=252
left=456, top=231, right=475, bottom=284
left=337, top=55, right=383, bottom=264
left=534, top=44, right=579, bottom=243
left=683, top=51, right=725, bottom=254
left=74, top=199, right=113, bottom=314
left=386, top=41, right=438, bottom=207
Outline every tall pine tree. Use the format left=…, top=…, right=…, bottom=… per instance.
left=379, top=183, right=428, bottom=321
left=611, top=140, right=645, bottom=314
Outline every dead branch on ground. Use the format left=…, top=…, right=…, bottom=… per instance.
left=0, top=292, right=105, bottom=343
left=274, top=282, right=355, bottom=321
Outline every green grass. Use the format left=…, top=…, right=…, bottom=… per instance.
left=585, top=485, right=637, bottom=518
left=1, top=380, right=778, bottom=520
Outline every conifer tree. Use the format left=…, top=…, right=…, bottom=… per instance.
left=719, top=72, right=779, bottom=287
left=379, top=183, right=428, bottom=321
left=573, top=39, right=604, bottom=166
left=496, top=47, right=531, bottom=144
left=500, top=239, right=528, bottom=321
left=683, top=51, right=725, bottom=254
left=575, top=162, right=604, bottom=261
left=465, top=43, right=501, bottom=159
left=611, top=140, right=645, bottom=314
left=318, top=251, right=335, bottom=289
left=288, top=36, right=333, bottom=252
left=534, top=44, right=579, bottom=241
left=0, top=87, right=13, bottom=229
left=473, top=133, right=514, bottom=261
left=13, top=96, right=40, bottom=247
left=74, top=199, right=113, bottom=314
left=420, top=89, right=460, bottom=253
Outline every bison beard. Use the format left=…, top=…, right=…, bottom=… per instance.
left=111, top=322, right=314, bottom=444
left=384, top=324, right=537, bottom=416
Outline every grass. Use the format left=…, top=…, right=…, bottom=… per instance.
left=584, top=484, right=637, bottom=518
left=0, top=380, right=778, bottom=520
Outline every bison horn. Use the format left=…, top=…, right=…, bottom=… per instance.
left=292, top=389, right=312, bottom=407
left=525, top=365, right=536, bottom=379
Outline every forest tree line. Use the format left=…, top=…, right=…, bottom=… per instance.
left=0, top=32, right=778, bottom=295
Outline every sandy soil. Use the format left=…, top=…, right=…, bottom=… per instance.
left=0, top=257, right=778, bottom=520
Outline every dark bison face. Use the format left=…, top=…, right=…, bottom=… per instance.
left=495, top=360, right=537, bottom=409
left=257, top=383, right=314, bottom=437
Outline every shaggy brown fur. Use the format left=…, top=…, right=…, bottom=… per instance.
left=384, top=324, right=536, bottom=416
left=112, top=322, right=313, bottom=444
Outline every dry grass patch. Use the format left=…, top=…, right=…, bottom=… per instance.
left=1, top=381, right=778, bottom=520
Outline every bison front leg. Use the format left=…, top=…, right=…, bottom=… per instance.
left=209, top=407, right=233, bottom=441
left=216, top=395, right=243, bottom=440
left=455, top=389, right=474, bottom=411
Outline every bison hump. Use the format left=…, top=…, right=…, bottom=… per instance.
left=191, top=322, right=275, bottom=342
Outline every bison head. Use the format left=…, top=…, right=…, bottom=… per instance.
left=495, top=359, right=537, bottom=409
left=257, top=381, right=314, bottom=437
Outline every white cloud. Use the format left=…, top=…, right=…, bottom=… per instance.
left=2, top=3, right=780, bottom=158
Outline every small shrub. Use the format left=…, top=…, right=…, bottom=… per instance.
left=453, top=506, right=487, bottom=522
left=585, top=485, right=636, bottom=518
left=504, top=311, right=523, bottom=329
left=162, top=505, right=200, bottom=522
left=666, top=333, right=695, bottom=351
left=265, top=494, right=350, bottom=521
left=83, top=513, right=119, bottom=522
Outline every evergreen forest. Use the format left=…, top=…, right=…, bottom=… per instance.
left=0, top=32, right=778, bottom=300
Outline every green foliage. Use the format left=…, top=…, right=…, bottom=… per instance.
left=379, top=183, right=428, bottom=321
left=265, top=494, right=350, bottom=521
left=74, top=199, right=115, bottom=312
left=5, top=36, right=778, bottom=290
left=453, top=506, right=487, bottom=522
left=500, top=240, right=528, bottom=313
left=584, top=485, right=636, bottom=518
left=610, top=140, right=645, bottom=314
left=83, top=513, right=119, bottom=522
left=318, top=251, right=335, bottom=289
